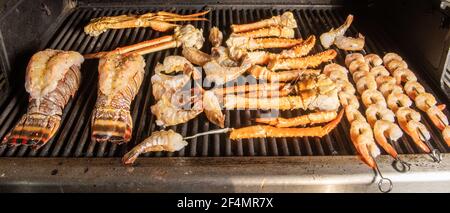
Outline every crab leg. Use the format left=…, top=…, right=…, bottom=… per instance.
left=248, top=65, right=320, bottom=82
left=84, top=35, right=175, bottom=59
left=212, top=83, right=286, bottom=96
left=229, top=109, right=343, bottom=139
left=231, top=11, right=297, bottom=33
left=156, top=10, right=210, bottom=18
left=232, top=26, right=295, bottom=38
left=268, top=49, right=337, bottom=71
left=256, top=111, right=338, bottom=128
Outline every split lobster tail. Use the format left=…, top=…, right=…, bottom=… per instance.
left=2, top=49, right=84, bottom=149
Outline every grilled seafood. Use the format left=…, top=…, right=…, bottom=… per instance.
left=229, top=109, right=343, bottom=140
left=361, top=89, right=387, bottom=108
left=212, top=83, right=286, bottom=96
left=84, top=10, right=209, bottom=36
left=396, top=107, right=430, bottom=152
left=386, top=60, right=408, bottom=73
left=320, top=14, right=353, bottom=49
left=267, top=49, right=337, bottom=71
left=181, top=47, right=212, bottom=66
left=345, top=53, right=364, bottom=67
left=373, top=120, right=403, bottom=159
left=323, top=63, right=349, bottom=76
left=203, top=57, right=253, bottom=85
left=245, top=35, right=316, bottom=65
left=352, top=70, right=373, bottom=83
left=122, top=129, right=188, bottom=165
left=365, top=104, right=395, bottom=126
left=375, top=76, right=396, bottom=87
left=378, top=82, right=403, bottom=98
left=226, top=36, right=303, bottom=60
left=356, top=75, right=377, bottom=94
left=85, top=25, right=204, bottom=59
left=203, top=90, right=225, bottom=128
left=414, top=92, right=436, bottom=112
left=426, top=105, right=449, bottom=131
left=151, top=89, right=203, bottom=127
left=349, top=60, right=370, bottom=74
left=393, top=68, right=417, bottom=85
left=370, top=66, right=390, bottom=78
left=387, top=93, right=412, bottom=112
left=256, top=111, right=338, bottom=128
left=345, top=106, right=365, bottom=123
left=248, top=65, right=320, bottom=82
left=91, top=53, right=145, bottom=144
left=350, top=120, right=380, bottom=168
left=383, top=53, right=403, bottom=65
left=404, top=81, right=425, bottom=100
left=232, top=26, right=295, bottom=38
left=231, top=11, right=297, bottom=33
left=209, top=27, right=223, bottom=47
left=336, top=80, right=356, bottom=95
left=2, top=49, right=84, bottom=148
left=365, top=54, right=383, bottom=67
left=339, top=91, right=360, bottom=109
left=334, top=33, right=365, bottom=51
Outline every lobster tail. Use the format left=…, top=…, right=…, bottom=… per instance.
left=2, top=114, right=61, bottom=149
left=91, top=107, right=133, bottom=144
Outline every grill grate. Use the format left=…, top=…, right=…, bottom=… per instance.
left=0, top=6, right=449, bottom=157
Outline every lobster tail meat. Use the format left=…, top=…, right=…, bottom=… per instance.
left=2, top=49, right=84, bottom=149
left=91, top=53, right=145, bottom=144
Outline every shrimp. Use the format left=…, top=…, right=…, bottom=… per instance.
left=370, top=66, right=389, bottom=78
left=356, top=75, right=377, bottom=94
left=320, top=14, right=353, bottom=49
left=426, top=105, right=449, bottom=130
left=328, top=69, right=349, bottom=81
left=203, top=90, right=225, bottom=128
left=365, top=104, right=395, bottom=126
left=375, top=76, right=396, bottom=87
left=345, top=106, right=366, bottom=123
left=383, top=53, right=403, bottom=65
left=396, top=107, right=431, bottom=152
left=361, top=89, right=387, bottom=108
left=373, top=120, right=403, bottom=159
left=323, top=63, right=349, bottom=76
left=364, top=54, right=383, bottom=67
left=378, top=82, right=403, bottom=98
left=349, top=60, right=370, bottom=74
left=414, top=92, right=436, bottom=111
left=350, top=120, right=380, bottom=168
left=336, top=80, right=356, bottom=95
left=122, top=129, right=188, bottom=165
left=387, top=93, right=412, bottom=112
left=396, top=107, right=421, bottom=122
left=352, top=70, right=373, bottom=82
left=334, top=33, right=365, bottom=51
left=338, top=91, right=360, bottom=109
left=404, top=81, right=425, bottom=100
left=345, top=53, right=364, bottom=67
left=386, top=59, right=408, bottom=73
left=443, top=126, right=450, bottom=146
left=393, top=68, right=417, bottom=85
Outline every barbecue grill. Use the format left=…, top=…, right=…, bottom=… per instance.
left=0, top=0, right=449, bottom=192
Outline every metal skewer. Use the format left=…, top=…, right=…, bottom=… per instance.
left=388, top=138, right=411, bottom=173
left=184, top=128, right=233, bottom=140
left=372, top=156, right=393, bottom=193
left=417, top=127, right=442, bottom=163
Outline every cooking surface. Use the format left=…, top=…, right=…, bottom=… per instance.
left=0, top=5, right=449, bottom=158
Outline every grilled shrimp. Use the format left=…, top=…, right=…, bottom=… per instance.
left=404, top=81, right=425, bottom=100
left=387, top=93, right=412, bottom=112
left=361, top=89, right=387, bottom=108
left=365, top=104, right=395, bottom=126
left=414, top=92, right=437, bottom=111
left=443, top=126, right=450, bottom=146
left=203, top=90, right=225, bottom=128
left=364, top=54, right=383, bottom=67
left=386, top=59, right=408, bottom=73
left=396, top=107, right=431, bottom=152
left=209, top=27, right=223, bottom=47
left=345, top=106, right=366, bottom=123
left=328, top=70, right=349, bottom=81
left=323, top=63, right=349, bottom=76
left=426, top=105, right=449, bottom=130
left=352, top=70, right=372, bottom=82
left=320, top=14, right=353, bottom=49
left=383, top=53, right=403, bottom=65
left=349, top=60, right=370, bottom=74
left=356, top=75, right=377, bottom=94
left=375, top=76, right=396, bottom=87
left=373, top=120, right=402, bottom=159
left=336, top=80, right=356, bottom=95
left=370, top=66, right=390, bottom=78
left=151, top=90, right=203, bottom=127
left=345, top=53, right=364, bottom=67
left=396, top=107, right=421, bottom=122
left=334, top=33, right=365, bottom=51
left=181, top=46, right=212, bottom=66
left=393, top=68, right=417, bottom=85
left=338, top=91, right=360, bottom=109
left=122, top=129, right=188, bottom=165
left=378, top=82, right=403, bottom=98
left=2, top=49, right=84, bottom=148
left=350, top=120, right=380, bottom=168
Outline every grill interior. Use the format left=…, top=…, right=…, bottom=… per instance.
left=0, top=5, right=449, bottom=158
